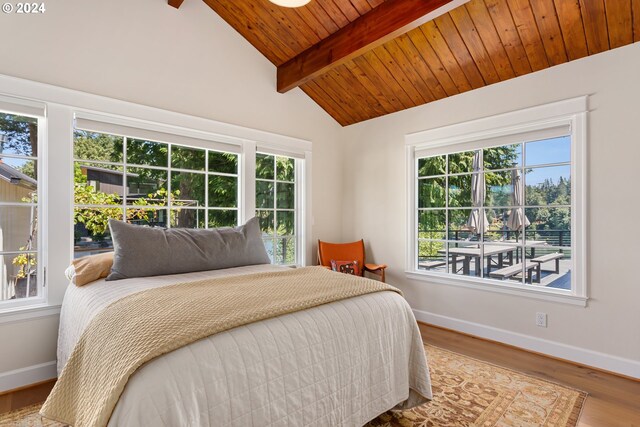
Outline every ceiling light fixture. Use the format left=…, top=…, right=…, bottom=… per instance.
left=268, top=0, right=311, bottom=8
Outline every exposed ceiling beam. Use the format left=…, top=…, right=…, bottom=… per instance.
left=168, top=0, right=185, bottom=9
left=277, top=0, right=467, bottom=93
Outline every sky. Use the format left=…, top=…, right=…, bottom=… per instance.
left=523, top=136, right=571, bottom=185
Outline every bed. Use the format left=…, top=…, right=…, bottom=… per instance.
left=49, top=263, right=431, bottom=426
left=44, top=219, right=431, bottom=426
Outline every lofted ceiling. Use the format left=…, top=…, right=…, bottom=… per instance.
left=188, top=0, right=640, bottom=126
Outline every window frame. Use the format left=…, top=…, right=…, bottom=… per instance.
left=254, top=152, right=308, bottom=267
left=0, top=75, right=312, bottom=322
left=0, top=97, right=48, bottom=311
left=405, top=97, right=588, bottom=306
left=72, top=128, right=242, bottom=257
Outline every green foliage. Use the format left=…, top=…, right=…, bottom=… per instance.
left=0, top=113, right=37, bottom=156
left=255, top=154, right=295, bottom=238
left=74, top=130, right=122, bottom=163
left=1, top=113, right=38, bottom=180
left=417, top=147, right=518, bottom=257
left=72, top=131, right=241, bottom=243
left=12, top=253, right=35, bottom=279
left=525, top=176, right=571, bottom=233
left=416, top=145, right=572, bottom=259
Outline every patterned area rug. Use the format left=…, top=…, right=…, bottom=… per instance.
left=368, top=345, right=586, bottom=427
left=0, top=344, right=585, bottom=427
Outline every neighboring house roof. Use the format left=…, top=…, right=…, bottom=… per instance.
left=80, top=164, right=139, bottom=178
left=0, top=162, right=37, bottom=189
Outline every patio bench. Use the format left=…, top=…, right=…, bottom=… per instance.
left=489, top=263, right=539, bottom=284
left=531, top=253, right=563, bottom=274
left=418, top=260, right=446, bottom=270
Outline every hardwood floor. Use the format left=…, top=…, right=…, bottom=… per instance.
left=1, top=324, right=638, bottom=426
left=0, top=379, right=55, bottom=415
left=419, top=322, right=640, bottom=427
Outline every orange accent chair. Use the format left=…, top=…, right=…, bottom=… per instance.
left=317, top=239, right=387, bottom=282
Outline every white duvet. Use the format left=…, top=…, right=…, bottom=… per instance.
left=58, top=265, right=432, bottom=426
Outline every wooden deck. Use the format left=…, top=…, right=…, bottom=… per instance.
left=419, top=257, right=572, bottom=289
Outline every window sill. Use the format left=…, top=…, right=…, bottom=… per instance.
left=405, top=270, right=588, bottom=307
left=0, top=303, right=61, bottom=325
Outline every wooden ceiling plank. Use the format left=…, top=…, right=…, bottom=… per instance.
left=366, top=0, right=386, bottom=8
left=168, top=0, right=185, bottom=9
left=334, top=64, right=389, bottom=116
left=268, top=5, right=324, bottom=48
left=347, top=0, right=373, bottom=16
left=633, top=0, right=640, bottom=42
left=215, top=0, right=300, bottom=61
left=373, top=46, right=429, bottom=105
left=552, top=0, right=589, bottom=61
left=395, top=34, right=448, bottom=99
left=406, top=27, right=460, bottom=96
left=249, top=1, right=311, bottom=54
left=605, top=0, right=633, bottom=48
left=463, top=0, right=515, bottom=81
left=333, top=0, right=365, bottom=21
left=300, top=82, right=350, bottom=125
left=325, top=69, right=378, bottom=121
left=277, top=0, right=459, bottom=93
left=294, top=7, right=331, bottom=40
left=579, top=0, right=610, bottom=54
left=343, top=61, right=399, bottom=113
left=529, top=0, right=569, bottom=66
left=206, top=0, right=291, bottom=64
left=448, top=5, right=501, bottom=84
left=366, top=49, right=418, bottom=108
left=313, top=73, right=363, bottom=123
left=420, top=21, right=474, bottom=92
left=507, top=0, right=550, bottom=71
left=352, top=55, right=408, bottom=111
left=483, top=0, right=532, bottom=76
left=384, top=39, right=436, bottom=103
left=304, top=80, right=354, bottom=124
left=434, top=13, right=490, bottom=87
left=326, top=67, right=383, bottom=118
left=317, top=0, right=350, bottom=28
left=304, top=2, right=341, bottom=35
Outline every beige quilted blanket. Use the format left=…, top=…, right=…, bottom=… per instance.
left=40, top=266, right=401, bottom=427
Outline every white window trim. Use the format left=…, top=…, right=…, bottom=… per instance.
left=253, top=141, right=312, bottom=267
left=405, top=96, right=588, bottom=306
left=0, top=97, right=48, bottom=312
left=0, top=73, right=313, bottom=322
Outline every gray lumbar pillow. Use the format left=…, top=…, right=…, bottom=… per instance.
left=106, top=217, right=271, bottom=281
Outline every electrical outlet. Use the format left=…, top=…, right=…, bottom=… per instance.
left=536, top=312, right=547, bottom=327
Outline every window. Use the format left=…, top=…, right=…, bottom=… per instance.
left=73, top=129, right=239, bottom=258
left=255, top=153, right=298, bottom=265
left=407, top=98, right=586, bottom=303
left=0, top=110, right=42, bottom=303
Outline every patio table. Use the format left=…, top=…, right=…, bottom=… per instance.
left=438, top=245, right=516, bottom=276
left=503, top=239, right=549, bottom=261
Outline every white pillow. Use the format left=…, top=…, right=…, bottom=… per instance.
left=65, top=265, right=76, bottom=284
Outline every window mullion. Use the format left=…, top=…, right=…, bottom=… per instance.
left=204, top=149, right=209, bottom=229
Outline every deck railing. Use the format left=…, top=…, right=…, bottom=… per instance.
left=419, top=229, right=570, bottom=261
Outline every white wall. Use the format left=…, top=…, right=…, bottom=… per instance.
left=340, top=42, right=640, bottom=372
left=0, top=0, right=342, bottom=378
left=1, top=0, right=638, bottom=384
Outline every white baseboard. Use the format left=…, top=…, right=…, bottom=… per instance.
left=0, top=361, right=57, bottom=393
left=413, top=308, right=640, bottom=380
